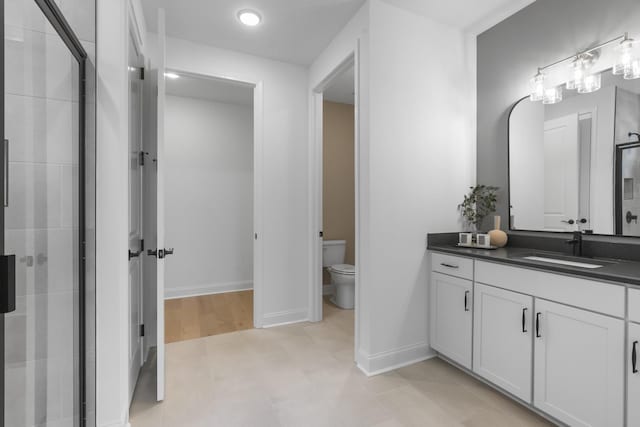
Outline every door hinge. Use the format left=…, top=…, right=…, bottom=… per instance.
left=140, top=324, right=145, bottom=337
left=139, top=151, right=148, bottom=166
left=140, top=67, right=145, bottom=80
left=319, top=231, right=324, bottom=238
left=140, top=239, right=144, bottom=252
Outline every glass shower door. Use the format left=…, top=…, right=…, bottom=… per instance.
left=3, top=0, right=87, bottom=425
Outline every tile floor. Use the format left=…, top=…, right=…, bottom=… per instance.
left=130, top=300, right=551, bottom=427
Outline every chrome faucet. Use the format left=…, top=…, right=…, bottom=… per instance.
left=565, top=231, right=583, bottom=257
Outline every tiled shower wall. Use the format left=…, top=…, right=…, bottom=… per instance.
left=4, top=0, right=95, bottom=425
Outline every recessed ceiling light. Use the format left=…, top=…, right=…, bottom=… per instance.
left=164, top=72, right=180, bottom=79
left=237, top=9, right=261, bottom=27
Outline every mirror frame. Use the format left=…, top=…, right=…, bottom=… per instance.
left=507, top=95, right=640, bottom=238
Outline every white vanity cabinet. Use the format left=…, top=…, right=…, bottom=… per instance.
left=627, top=322, right=640, bottom=426
left=473, top=283, right=533, bottom=403
left=533, top=299, right=624, bottom=427
left=429, top=251, right=630, bottom=426
left=430, top=271, right=473, bottom=369
left=627, top=291, right=640, bottom=426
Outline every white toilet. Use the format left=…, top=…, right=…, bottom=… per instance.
left=323, top=240, right=356, bottom=309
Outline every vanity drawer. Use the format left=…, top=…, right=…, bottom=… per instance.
left=431, top=252, right=473, bottom=280
left=475, top=261, right=625, bottom=318
left=629, top=288, right=640, bottom=323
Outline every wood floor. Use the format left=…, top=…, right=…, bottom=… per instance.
left=165, top=290, right=253, bottom=343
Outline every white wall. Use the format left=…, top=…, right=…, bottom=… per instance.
left=362, top=0, right=475, bottom=373
left=96, top=0, right=133, bottom=425
left=164, top=95, right=254, bottom=298
left=147, top=35, right=309, bottom=326
left=309, top=0, right=476, bottom=374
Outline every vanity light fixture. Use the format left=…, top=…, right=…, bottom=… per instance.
left=529, top=69, right=545, bottom=101
left=613, top=34, right=637, bottom=75
left=577, top=73, right=601, bottom=94
left=237, top=9, right=261, bottom=26
left=529, top=32, right=639, bottom=104
left=542, top=86, right=563, bottom=104
left=164, top=72, right=180, bottom=79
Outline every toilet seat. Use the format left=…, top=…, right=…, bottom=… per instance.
left=330, top=264, right=355, bottom=275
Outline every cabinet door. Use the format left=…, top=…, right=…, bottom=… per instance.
left=533, top=299, right=624, bottom=427
left=473, top=284, right=533, bottom=402
left=628, top=323, right=640, bottom=426
left=430, top=272, right=472, bottom=369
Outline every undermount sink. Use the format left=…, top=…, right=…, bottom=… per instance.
left=522, top=256, right=605, bottom=269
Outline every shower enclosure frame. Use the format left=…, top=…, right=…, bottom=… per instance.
left=615, top=141, right=640, bottom=236
left=0, top=0, right=89, bottom=425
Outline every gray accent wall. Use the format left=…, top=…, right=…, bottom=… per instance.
left=477, top=0, right=640, bottom=230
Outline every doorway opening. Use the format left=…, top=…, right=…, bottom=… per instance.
left=161, top=71, right=257, bottom=343
left=313, top=54, right=358, bottom=351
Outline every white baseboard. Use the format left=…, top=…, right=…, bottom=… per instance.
left=323, top=284, right=335, bottom=295
left=356, top=342, right=436, bottom=376
left=164, top=281, right=253, bottom=299
left=262, top=308, right=308, bottom=328
left=99, top=420, right=129, bottom=427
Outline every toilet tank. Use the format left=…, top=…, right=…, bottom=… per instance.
left=323, top=240, right=346, bottom=267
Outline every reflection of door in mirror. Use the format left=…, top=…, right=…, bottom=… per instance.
left=616, top=143, right=640, bottom=236
left=543, top=114, right=579, bottom=231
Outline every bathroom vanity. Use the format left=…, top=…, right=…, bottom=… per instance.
left=427, top=234, right=640, bottom=427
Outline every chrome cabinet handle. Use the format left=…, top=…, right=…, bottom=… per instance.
left=536, top=312, right=542, bottom=338
left=522, top=308, right=528, bottom=333
left=440, top=263, right=459, bottom=269
left=464, top=290, right=470, bottom=312
left=633, top=341, right=638, bottom=374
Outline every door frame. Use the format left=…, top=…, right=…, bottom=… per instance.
left=127, top=19, right=145, bottom=403
left=309, top=40, right=361, bottom=356
left=161, top=68, right=265, bottom=327
left=1, top=0, right=89, bottom=424
left=615, top=141, right=640, bottom=234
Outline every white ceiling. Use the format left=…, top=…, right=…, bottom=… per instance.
left=165, top=72, right=253, bottom=106
left=324, top=65, right=355, bottom=105
left=141, top=0, right=534, bottom=66
left=380, top=0, right=535, bottom=33
left=141, top=0, right=367, bottom=65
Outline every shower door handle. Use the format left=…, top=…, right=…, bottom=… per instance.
left=0, top=255, right=16, bottom=313
left=3, top=139, right=8, bottom=207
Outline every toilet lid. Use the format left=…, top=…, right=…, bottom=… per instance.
left=331, top=264, right=355, bottom=274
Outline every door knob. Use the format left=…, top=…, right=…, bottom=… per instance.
left=128, top=250, right=141, bottom=260
left=561, top=219, right=575, bottom=225
left=147, top=248, right=174, bottom=259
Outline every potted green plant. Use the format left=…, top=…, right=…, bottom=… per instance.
left=458, top=185, right=499, bottom=231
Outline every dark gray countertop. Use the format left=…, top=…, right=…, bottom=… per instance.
left=428, top=233, right=640, bottom=287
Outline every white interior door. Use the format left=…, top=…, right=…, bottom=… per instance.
left=543, top=114, right=579, bottom=231
left=127, top=33, right=144, bottom=402
left=155, top=8, right=167, bottom=402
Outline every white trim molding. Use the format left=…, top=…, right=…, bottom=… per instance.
left=262, top=308, right=308, bottom=328
left=164, top=281, right=253, bottom=299
left=357, top=342, right=436, bottom=376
